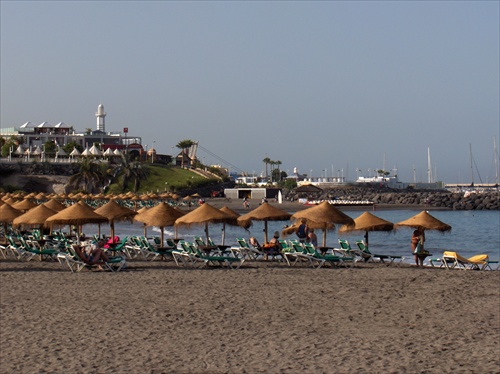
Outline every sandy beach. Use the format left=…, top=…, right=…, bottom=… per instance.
left=1, top=259, right=498, bottom=373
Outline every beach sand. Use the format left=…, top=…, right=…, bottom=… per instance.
left=1, top=260, right=498, bottom=373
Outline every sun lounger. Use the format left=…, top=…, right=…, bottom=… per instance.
left=303, top=242, right=355, bottom=268
left=441, top=251, right=495, bottom=270
left=58, top=244, right=125, bottom=273
left=173, top=242, right=244, bottom=269
left=354, top=240, right=404, bottom=266
left=233, top=238, right=266, bottom=260
left=6, top=236, right=37, bottom=261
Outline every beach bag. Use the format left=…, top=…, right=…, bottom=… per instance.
left=413, top=241, right=423, bottom=255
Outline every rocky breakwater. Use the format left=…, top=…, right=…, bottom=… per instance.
left=369, top=190, right=499, bottom=210
left=290, top=186, right=499, bottom=210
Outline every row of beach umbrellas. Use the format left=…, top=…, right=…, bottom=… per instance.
left=1, top=197, right=451, bottom=248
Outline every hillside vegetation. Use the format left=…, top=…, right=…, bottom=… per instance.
left=107, top=165, right=216, bottom=194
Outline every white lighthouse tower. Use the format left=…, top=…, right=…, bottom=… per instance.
left=95, top=104, right=106, bottom=132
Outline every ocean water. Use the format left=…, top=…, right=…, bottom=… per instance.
left=84, top=209, right=500, bottom=262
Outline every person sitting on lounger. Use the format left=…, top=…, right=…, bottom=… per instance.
left=249, top=237, right=261, bottom=250
left=74, top=240, right=110, bottom=266
left=104, top=236, right=120, bottom=249
left=262, top=231, right=282, bottom=260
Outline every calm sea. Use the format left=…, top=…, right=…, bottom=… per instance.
left=85, top=209, right=500, bottom=263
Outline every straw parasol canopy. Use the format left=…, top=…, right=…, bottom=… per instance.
left=45, top=201, right=108, bottom=243
left=94, top=199, right=137, bottom=238
left=43, top=198, right=67, bottom=212
left=12, top=198, right=37, bottom=212
left=175, top=203, right=235, bottom=244
left=13, top=204, right=57, bottom=229
left=237, top=202, right=291, bottom=243
left=0, top=203, right=22, bottom=231
left=135, top=202, right=185, bottom=246
left=395, top=211, right=452, bottom=232
left=287, top=201, right=354, bottom=247
left=338, top=211, right=394, bottom=248
left=34, top=192, right=46, bottom=200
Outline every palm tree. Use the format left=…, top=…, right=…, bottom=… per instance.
left=262, top=157, right=271, bottom=181
left=269, top=160, right=276, bottom=182
left=67, top=158, right=107, bottom=193
left=176, top=139, right=195, bottom=168
left=114, top=155, right=150, bottom=192
left=275, top=160, right=282, bottom=181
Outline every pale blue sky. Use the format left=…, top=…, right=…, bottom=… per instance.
left=1, top=1, right=498, bottom=183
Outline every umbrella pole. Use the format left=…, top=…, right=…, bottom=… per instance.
left=365, top=231, right=369, bottom=248
left=160, top=226, right=164, bottom=247
left=110, top=221, right=115, bottom=239
left=221, top=223, right=226, bottom=245
left=205, top=222, right=209, bottom=245
left=98, top=223, right=101, bottom=239
left=264, top=221, right=269, bottom=243
left=322, top=229, right=327, bottom=247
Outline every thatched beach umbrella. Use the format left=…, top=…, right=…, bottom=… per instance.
left=175, top=203, right=234, bottom=245
left=12, top=204, right=56, bottom=229
left=135, top=202, right=185, bottom=246
left=338, top=211, right=394, bottom=248
left=395, top=211, right=451, bottom=251
left=45, top=201, right=108, bottom=244
left=12, top=198, right=37, bottom=212
left=94, top=199, right=137, bottom=238
left=0, top=203, right=22, bottom=240
left=43, top=198, right=67, bottom=212
left=237, top=202, right=291, bottom=243
left=287, top=201, right=354, bottom=247
left=395, top=211, right=451, bottom=232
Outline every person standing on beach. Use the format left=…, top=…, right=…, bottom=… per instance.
left=243, top=197, right=250, bottom=209
left=296, top=218, right=309, bottom=243
left=411, top=229, right=426, bottom=266
left=307, top=228, right=318, bottom=247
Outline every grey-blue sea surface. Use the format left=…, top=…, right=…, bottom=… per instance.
left=85, top=209, right=499, bottom=262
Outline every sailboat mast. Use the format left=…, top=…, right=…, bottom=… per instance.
left=469, top=143, right=474, bottom=186
left=427, top=147, right=433, bottom=183
left=494, top=136, right=499, bottom=185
